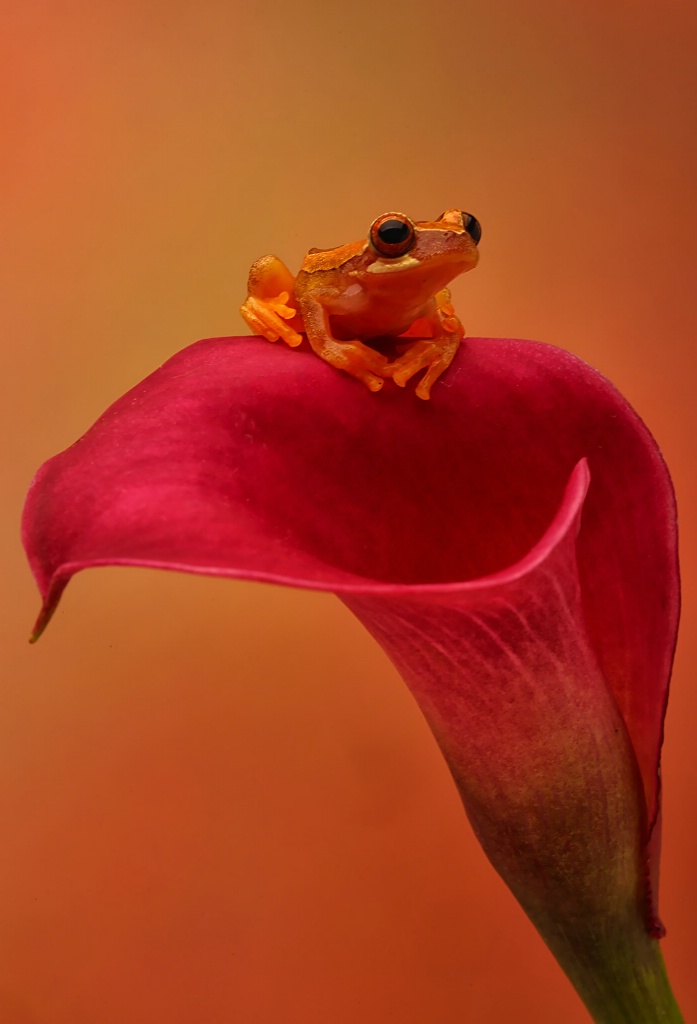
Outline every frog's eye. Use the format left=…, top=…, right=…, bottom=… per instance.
left=369, top=213, right=416, bottom=258
left=462, top=212, right=482, bottom=245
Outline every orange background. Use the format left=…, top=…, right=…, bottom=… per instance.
left=2, top=1, right=696, bottom=1021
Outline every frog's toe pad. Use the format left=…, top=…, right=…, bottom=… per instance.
left=361, top=373, right=385, bottom=392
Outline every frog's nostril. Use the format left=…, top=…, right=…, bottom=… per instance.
left=462, top=212, right=482, bottom=245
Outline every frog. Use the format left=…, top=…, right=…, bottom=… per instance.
left=239, top=208, right=481, bottom=400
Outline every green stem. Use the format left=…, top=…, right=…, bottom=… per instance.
left=553, top=928, right=683, bottom=1024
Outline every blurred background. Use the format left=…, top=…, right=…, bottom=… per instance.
left=2, top=0, right=696, bottom=1021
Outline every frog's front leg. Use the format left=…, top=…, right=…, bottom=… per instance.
left=300, top=295, right=388, bottom=393
left=240, top=255, right=304, bottom=348
left=384, top=289, right=464, bottom=400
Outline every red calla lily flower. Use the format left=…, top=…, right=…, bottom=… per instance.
left=23, top=336, right=682, bottom=1022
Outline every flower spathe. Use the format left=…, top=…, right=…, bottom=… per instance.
left=22, top=336, right=682, bottom=1022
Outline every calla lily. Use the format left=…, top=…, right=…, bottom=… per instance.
left=23, top=336, right=682, bottom=1022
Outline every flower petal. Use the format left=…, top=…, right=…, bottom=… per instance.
left=22, top=335, right=679, bottom=936
left=344, top=459, right=681, bottom=1021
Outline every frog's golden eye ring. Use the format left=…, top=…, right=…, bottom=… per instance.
left=462, top=212, right=482, bottom=245
left=369, top=213, right=416, bottom=258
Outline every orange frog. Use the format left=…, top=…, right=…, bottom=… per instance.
left=240, top=209, right=481, bottom=400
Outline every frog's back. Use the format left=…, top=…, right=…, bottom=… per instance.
left=299, top=240, right=367, bottom=274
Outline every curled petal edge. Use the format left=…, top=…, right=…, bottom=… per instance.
left=343, top=459, right=681, bottom=1022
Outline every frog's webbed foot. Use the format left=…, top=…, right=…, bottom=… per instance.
left=384, top=290, right=464, bottom=400
left=240, top=292, right=303, bottom=348
left=321, top=339, right=389, bottom=393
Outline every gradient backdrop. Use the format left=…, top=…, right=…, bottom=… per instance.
left=3, top=1, right=696, bottom=1021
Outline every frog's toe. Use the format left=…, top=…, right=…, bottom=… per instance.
left=385, top=337, right=461, bottom=397
left=323, top=341, right=388, bottom=391
left=267, top=292, right=299, bottom=322
left=384, top=341, right=434, bottom=386
left=278, top=326, right=304, bottom=348
left=390, top=363, right=421, bottom=388
left=240, top=302, right=280, bottom=342
left=240, top=296, right=303, bottom=347
left=339, top=342, right=388, bottom=374
left=359, top=371, right=385, bottom=392
left=364, top=349, right=390, bottom=375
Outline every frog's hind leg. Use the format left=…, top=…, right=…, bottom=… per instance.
left=300, top=295, right=388, bottom=392
left=240, top=255, right=304, bottom=347
left=384, top=290, right=464, bottom=399
left=246, top=254, right=296, bottom=299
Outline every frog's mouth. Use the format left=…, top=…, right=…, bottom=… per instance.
left=365, top=254, right=423, bottom=274
left=366, top=249, right=478, bottom=277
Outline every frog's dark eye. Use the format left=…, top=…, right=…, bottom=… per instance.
left=462, top=212, right=482, bottom=245
left=369, top=213, right=416, bottom=258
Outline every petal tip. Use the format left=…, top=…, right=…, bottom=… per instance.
left=28, top=578, right=68, bottom=643
left=29, top=604, right=54, bottom=643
